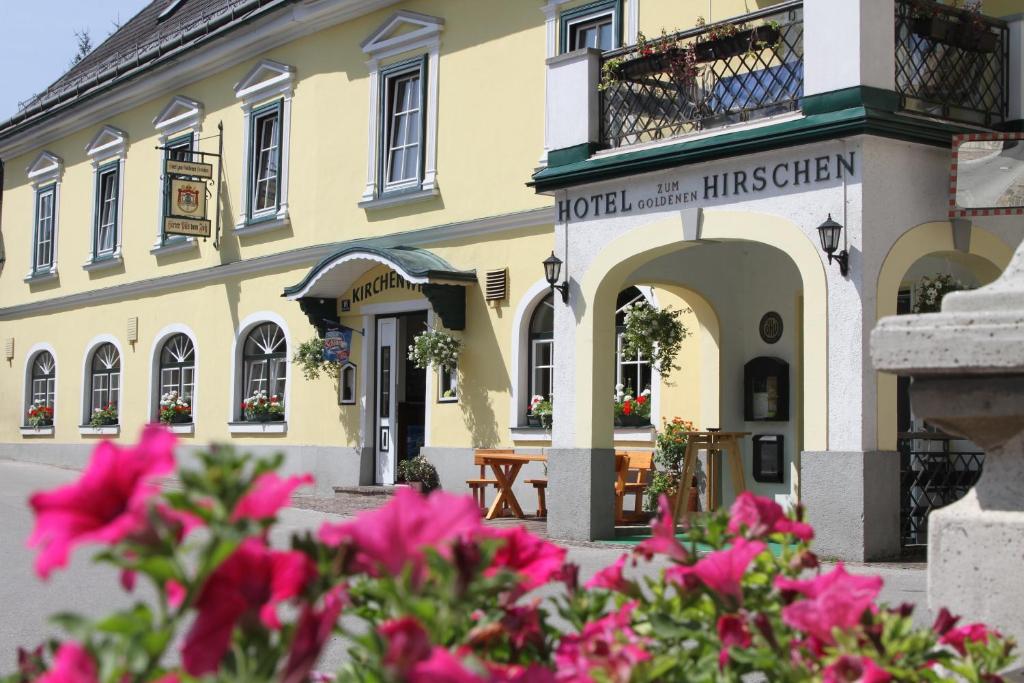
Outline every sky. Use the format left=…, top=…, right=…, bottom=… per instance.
left=0, top=0, right=152, bottom=122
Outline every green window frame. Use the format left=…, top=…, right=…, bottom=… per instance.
left=32, top=184, right=56, bottom=273
left=92, top=161, right=120, bottom=260
left=378, top=55, right=428, bottom=196
left=161, top=133, right=194, bottom=244
left=247, top=99, right=284, bottom=222
left=559, top=0, right=623, bottom=54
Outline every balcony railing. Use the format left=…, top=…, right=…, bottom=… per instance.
left=599, top=2, right=803, bottom=149
left=895, top=0, right=1008, bottom=127
left=898, top=431, right=984, bottom=549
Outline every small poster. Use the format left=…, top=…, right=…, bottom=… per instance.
left=322, top=328, right=352, bottom=363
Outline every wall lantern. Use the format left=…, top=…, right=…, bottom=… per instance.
left=543, top=251, right=570, bottom=303
left=816, top=214, right=849, bottom=277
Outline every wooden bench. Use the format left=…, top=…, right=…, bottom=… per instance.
left=467, top=449, right=514, bottom=512
left=615, top=450, right=654, bottom=524
left=524, top=478, right=547, bottom=517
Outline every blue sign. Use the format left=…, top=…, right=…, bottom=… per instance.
left=323, top=328, right=352, bottom=363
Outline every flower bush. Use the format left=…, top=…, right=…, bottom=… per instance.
left=158, top=391, right=191, bottom=425
left=242, top=390, right=285, bottom=422
left=408, top=328, right=461, bottom=371
left=89, top=403, right=118, bottom=427
left=5, top=428, right=1016, bottom=683
left=613, top=384, right=651, bottom=426
left=26, top=400, right=54, bottom=428
left=397, top=455, right=441, bottom=493
left=529, top=395, right=553, bottom=428
left=645, top=417, right=695, bottom=511
left=292, top=337, right=341, bottom=381
left=913, top=273, right=969, bottom=314
left=620, top=302, right=690, bottom=382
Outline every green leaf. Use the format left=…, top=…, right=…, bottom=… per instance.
left=95, top=604, right=152, bottom=634
left=136, top=556, right=179, bottom=582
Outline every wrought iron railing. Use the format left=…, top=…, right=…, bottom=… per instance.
left=599, top=2, right=803, bottom=149
left=895, top=0, right=1008, bottom=127
left=898, top=432, right=984, bottom=549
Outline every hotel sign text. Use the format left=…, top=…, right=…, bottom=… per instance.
left=557, top=151, right=857, bottom=223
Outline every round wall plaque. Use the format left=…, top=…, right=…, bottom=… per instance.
left=759, top=312, right=783, bottom=344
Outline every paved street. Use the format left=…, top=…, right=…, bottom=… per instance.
left=0, top=458, right=929, bottom=674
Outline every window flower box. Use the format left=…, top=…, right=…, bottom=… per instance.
left=910, top=15, right=997, bottom=53
left=693, top=25, right=781, bottom=62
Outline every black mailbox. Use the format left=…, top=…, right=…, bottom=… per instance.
left=744, top=356, right=789, bottom=421
left=752, top=434, right=785, bottom=483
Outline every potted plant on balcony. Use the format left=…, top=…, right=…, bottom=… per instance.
left=26, top=400, right=54, bottom=428
left=613, top=384, right=652, bottom=427
left=692, top=16, right=782, bottom=63
left=242, top=390, right=285, bottom=422
left=601, top=30, right=700, bottom=92
left=908, top=0, right=997, bottom=53
left=89, top=403, right=118, bottom=427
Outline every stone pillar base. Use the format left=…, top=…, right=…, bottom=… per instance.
left=546, top=448, right=616, bottom=541
left=801, top=450, right=901, bottom=562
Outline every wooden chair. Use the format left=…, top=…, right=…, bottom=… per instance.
left=467, top=449, right=514, bottom=512
left=614, top=450, right=654, bottom=524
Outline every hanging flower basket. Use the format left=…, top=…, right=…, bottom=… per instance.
left=693, top=25, right=781, bottom=62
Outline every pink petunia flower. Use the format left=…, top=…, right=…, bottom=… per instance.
left=775, top=563, right=882, bottom=644
left=482, top=526, right=567, bottom=591
left=35, top=642, right=97, bottom=683
left=281, top=586, right=346, bottom=683
left=486, top=663, right=558, bottom=682
left=584, top=553, right=632, bottom=593
left=379, top=616, right=434, bottom=676
left=940, top=623, right=998, bottom=656
left=232, top=472, right=315, bottom=522
left=28, top=425, right=177, bottom=579
left=407, top=647, right=485, bottom=683
left=717, top=613, right=752, bottom=670
left=634, top=495, right=688, bottom=563
left=501, top=600, right=544, bottom=650
left=728, top=492, right=814, bottom=541
left=667, top=538, right=766, bottom=606
left=821, top=655, right=892, bottom=683
left=554, top=602, right=650, bottom=683
left=165, top=579, right=186, bottom=609
left=181, top=538, right=313, bottom=675
left=319, top=488, right=481, bottom=580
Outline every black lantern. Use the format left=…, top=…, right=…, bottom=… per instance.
left=816, top=214, right=849, bottom=276
left=543, top=251, right=570, bottom=303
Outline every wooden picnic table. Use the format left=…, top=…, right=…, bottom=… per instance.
left=478, top=453, right=547, bottom=520
left=673, top=431, right=750, bottom=525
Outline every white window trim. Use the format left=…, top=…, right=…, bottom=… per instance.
left=228, top=311, right=292, bottom=424
left=152, top=96, right=204, bottom=254
left=24, top=152, right=63, bottom=282
left=359, top=11, right=443, bottom=208
left=147, top=323, right=200, bottom=425
left=233, top=59, right=295, bottom=232
left=79, top=334, right=124, bottom=427
left=22, top=342, right=58, bottom=429
left=84, top=126, right=128, bottom=268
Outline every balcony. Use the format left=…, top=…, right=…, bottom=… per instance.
left=895, top=0, right=1009, bottom=127
left=599, top=2, right=804, bottom=149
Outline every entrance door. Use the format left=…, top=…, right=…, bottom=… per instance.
left=375, top=317, right=398, bottom=484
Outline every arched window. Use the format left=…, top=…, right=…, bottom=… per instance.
left=159, top=334, right=195, bottom=409
left=242, top=322, right=287, bottom=402
left=615, top=287, right=652, bottom=394
left=30, top=351, right=56, bottom=410
left=89, top=343, right=120, bottom=415
left=528, top=293, right=555, bottom=406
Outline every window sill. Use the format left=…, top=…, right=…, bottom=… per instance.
left=234, top=213, right=290, bottom=237
left=166, top=423, right=195, bottom=435
left=82, top=254, right=123, bottom=272
left=151, top=237, right=197, bottom=256
left=24, top=268, right=58, bottom=284
left=20, top=426, right=54, bottom=437
left=228, top=421, right=287, bottom=434
left=509, top=426, right=656, bottom=443
left=79, top=425, right=120, bottom=436
left=358, top=186, right=439, bottom=210
left=438, top=396, right=458, bottom=404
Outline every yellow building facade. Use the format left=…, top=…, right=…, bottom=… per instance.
left=2, top=0, right=1023, bottom=559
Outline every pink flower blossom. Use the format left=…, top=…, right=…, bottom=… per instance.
left=486, top=662, right=557, bottom=682
left=717, top=614, right=752, bottom=670
left=482, top=526, right=567, bottom=591
left=281, top=587, right=346, bottom=683
left=232, top=472, right=314, bottom=522
left=667, top=538, right=766, bottom=606
left=940, top=623, right=998, bottom=656
left=554, top=602, right=650, bottom=683
left=28, top=425, right=177, bottom=579
left=585, top=553, right=631, bottom=592
left=181, top=538, right=313, bottom=675
left=822, top=655, right=892, bottom=683
left=166, top=579, right=186, bottom=609
left=319, top=488, right=481, bottom=579
left=634, top=495, right=688, bottom=563
left=501, top=600, right=544, bottom=650
left=35, top=642, right=97, bottom=683
left=408, top=647, right=485, bottom=683
left=380, top=616, right=434, bottom=676
left=728, top=492, right=814, bottom=541
left=775, top=563, right=882, bottom=644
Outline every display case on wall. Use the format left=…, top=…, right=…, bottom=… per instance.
left=752, top=434, right=785, bottom=483
left=744, top=356, right=789, bottom=421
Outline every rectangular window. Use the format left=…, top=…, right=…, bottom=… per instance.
left=162, top=134, right=193, bottom=244
left=616, top=333, right=652, bottom=394
left=248, top=102, right=282, bottom=219
left=439, top=365, right=458, bottom=402
left=93, top=164, right=119, bottom=258
left=32, top=377, right=56, bottom=408
left=380, top=58, right=427, bottom=194
left=560, top=0, right=621, bottom=53
left=33, top=186, right=56, bottom=272
left=531, top=339, right=554, bottom=402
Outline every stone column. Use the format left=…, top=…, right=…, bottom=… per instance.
left=872, top=241, right=1024, bottom=644
left=803, top=0, right=896, bottom=96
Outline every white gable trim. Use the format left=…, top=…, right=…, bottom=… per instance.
left=153, top=95, right=204, bottom=138
left=85, top=125, right=128, bottom=163
left=361, top=10, right=444, bottom=59
left=26, top=151, right=64, bottom=185
left=234, top=59, right=296, bottom=104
